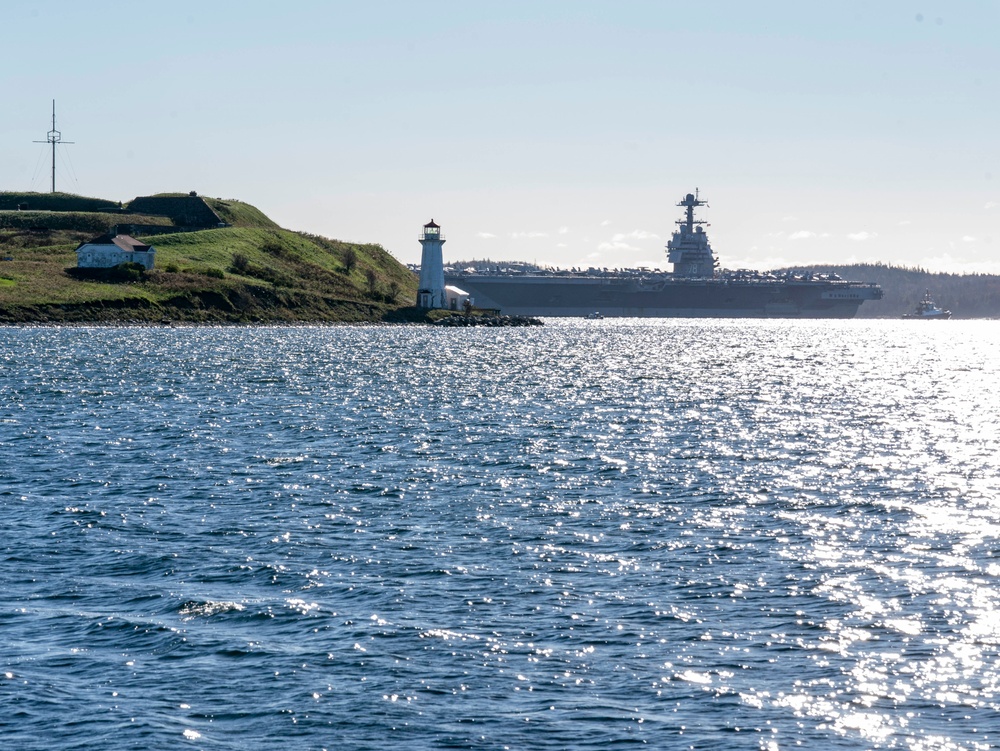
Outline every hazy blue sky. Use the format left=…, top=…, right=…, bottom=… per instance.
left=2, top=1, right=997, bottom=271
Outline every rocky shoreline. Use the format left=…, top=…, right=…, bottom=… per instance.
left=432, top=314, right=543, bottom=327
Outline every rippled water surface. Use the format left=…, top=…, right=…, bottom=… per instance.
left=2, top=320, right=999, bottom=750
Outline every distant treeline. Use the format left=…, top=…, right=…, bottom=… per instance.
left=784, top=263, right=1000, bottom=319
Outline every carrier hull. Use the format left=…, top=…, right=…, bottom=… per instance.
left=444, top=274, right=881, bottom=319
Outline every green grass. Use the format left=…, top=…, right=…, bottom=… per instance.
left=203, top=198, right=280, bottom=229
left=0, top=191, right=121, bottom=213
left=0, top=211, right=172, bottom=233
left=0, top=200, right=420, bottom=322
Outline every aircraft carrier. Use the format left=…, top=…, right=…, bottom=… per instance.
left=444, top=192, right=883, bottom=318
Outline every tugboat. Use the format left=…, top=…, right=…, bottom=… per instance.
left=903, top=290, right=952, bottom=319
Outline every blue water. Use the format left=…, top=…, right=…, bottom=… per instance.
left=2, top=320, right=998, bottom=750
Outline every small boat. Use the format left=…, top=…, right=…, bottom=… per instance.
left=903, top=290, right=952, bottom=319
left=585, top=312, right=604, bottom=320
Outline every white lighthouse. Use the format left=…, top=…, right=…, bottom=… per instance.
left=417, top=219, right=446, bottom=308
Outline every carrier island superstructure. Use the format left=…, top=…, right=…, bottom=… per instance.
left=441, top=191, right=883, bottom=318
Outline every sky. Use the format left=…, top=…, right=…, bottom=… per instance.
left=1, top=0, right=998, bottom=273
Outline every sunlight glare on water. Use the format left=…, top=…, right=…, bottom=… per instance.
left=0, top=319, right=998, bottom=750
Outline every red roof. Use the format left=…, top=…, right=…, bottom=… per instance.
left=110, top=234, right=152, bottom=252
left=76, top=233, right=152, bottom=252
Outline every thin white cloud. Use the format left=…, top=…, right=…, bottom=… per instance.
left=509, top=231, right=549, bottom=239
left=556, top=243, right=567, bottom=248
left=962, top=235, right=977, bottom=242
left=898, top=220, right=912, bottom=226
left=789, top=230, right=817, bottom=240
left=600, top=219, right=612, bottom=227
left=781, top=215, right=797, bottom=223
left=558, top=226, right=569, bottom=235
left=847, top=231, right=876, bottom=241
left=476, top=232, right=497, bottom=239
left=598, top=240, right=641, bottom=253
left=724, top=254, right=793, bottom=270
left=612, top=230, right=660, bottom=241
left=985, top=201, right=998, bottom=210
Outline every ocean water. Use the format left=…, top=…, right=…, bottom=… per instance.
left=1, top=320, right=998, bottom=750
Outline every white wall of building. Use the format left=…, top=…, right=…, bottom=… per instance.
left=76, top=244, right=155, bottom=270
left=444, top=285, right=470, bottom=311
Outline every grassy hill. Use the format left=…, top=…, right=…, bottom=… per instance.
left=0, top=191, right=121, bottom=213
left=0, top=192, right=420, bottom=323
left=203, top=197, right=280, bottom=229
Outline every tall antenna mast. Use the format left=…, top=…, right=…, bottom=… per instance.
left=33, top=100, right=73, bottom=193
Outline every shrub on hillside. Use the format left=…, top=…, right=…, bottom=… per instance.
left=66, top=262, right=147, bottom=283
left=230, top=253, right=250, bottom=273
left=342, top=247, right=358, bottom=274
left=365, top=268, right=379, bottom=298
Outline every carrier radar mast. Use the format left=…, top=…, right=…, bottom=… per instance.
left=676, top=188, right=710, bottom=233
